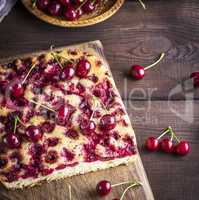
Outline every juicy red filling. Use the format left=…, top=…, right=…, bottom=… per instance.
left=41, top=121, right=55, bottom=133
left=93, top=79, right=115, bottom=108
left=65, top=129, right=79, bottom=139
left=46, top=137, right=59, bottom=147
left=61, top=148, right=75, bottom=161
left=57, top=104, right=76, bottom=126
left=45, top=150, right=58, bottom=164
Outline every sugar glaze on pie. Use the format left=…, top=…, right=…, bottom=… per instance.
left=0, top=41, right=137, bottom=189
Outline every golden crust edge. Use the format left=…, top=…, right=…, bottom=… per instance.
left=1, top=155, right=137, bottom=190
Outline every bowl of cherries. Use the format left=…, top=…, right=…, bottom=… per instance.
left=21, top=0, right=125, bottom=27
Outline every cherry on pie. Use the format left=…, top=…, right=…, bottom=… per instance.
left=0, top=41, right=137, bottom=189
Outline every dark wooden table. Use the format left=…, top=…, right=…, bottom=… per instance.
left=0, top=0, right=199, bottom=199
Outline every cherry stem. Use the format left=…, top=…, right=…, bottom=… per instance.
left=112, top=181, right=132, bottom=188
left=137, top=0, right=146, bottom=10
left=22, top=63, right=36, bottom=84
left=29, top=99, right=56, bottom=113
left=50, top=46, right=73, bottom=67
left=168, top=126, right=180, bottom=143
left=157, top=128, right=170, bottom=140
left=67, top=184, right=72, bottom=200
left=144, top=53, right=165, bottom=71
left=93, top=96, right=108, bottom=113
left=76, top=0, right=89, bottom=11
left=13, top=117, right=18, bottom=134
left=13, top=116, right=26, bottom=134
left=31, top=0, right=37, bottom=7
left=119, top=180, right=142, bottom=200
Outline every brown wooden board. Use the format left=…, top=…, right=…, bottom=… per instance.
left=0, top=41, right=154, bottom=199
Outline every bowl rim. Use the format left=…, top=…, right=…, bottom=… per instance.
left=21, top=0, right=125, bottom=27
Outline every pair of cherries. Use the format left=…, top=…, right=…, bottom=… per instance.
left=96, top=179, right=142, bottom=199
left=130, top=52, right=199, bottom=88
left=145, top=127, right=190, bottom=156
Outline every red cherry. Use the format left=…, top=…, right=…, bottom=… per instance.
left=76, top=59, right=91, bottom=78
left=47, top=1, right=62, bottom=16
left=60, top=66, right=75, bottom=80
left=145, top=137, right=159, bottom=151
left=64, top=7, right=78, bottom=21
left=80, top=120, right=96, bottom=135
left=59, top=0, right=71, bottom=6
left=12, top=83, right=24, bottom=98
left=36, top=0, right=49, bottom=10
left=3, top=133, right=21, bottom=149
left=175, top=141, right=190, bottom=156
left=131, top=65, right=145, bottom=80
left=190, top=72, right=199, bottom=88
left=26, top=126, right=43, bottom=142
left=112, top=199, right=119, bottom=200
left=160, top=138, right=174, bottom=153
left=100, top=114, right=116, bottom=130
left=76, top=8, right=83, bottom=18
left=73, top=0, right=82, bottom=5
left=83, top=0, right=96, bottom=13
left=96, top=180, right=112, bottom=196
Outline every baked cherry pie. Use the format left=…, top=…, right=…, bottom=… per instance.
left=0, top=41, right=137, bottom=189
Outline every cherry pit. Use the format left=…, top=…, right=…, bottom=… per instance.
left=145, top=126, right=190, bottom=156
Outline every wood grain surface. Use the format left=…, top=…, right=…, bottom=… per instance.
left=0, top=0, right=199, bottom=199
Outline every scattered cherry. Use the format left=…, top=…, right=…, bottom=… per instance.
left=160, top=138, right=174, bottom=153
left=131, top=53, right=165, bottom=80
left=175, top=140, right=190, bottom=156
left=145, top=127, right=190, bottom=156
left=131, top=65, right=145, bottom=80
left=96, top=179, right=142, bottom=198
left=190, top=71, right=199, bottom=88
left=76, top=59, right=91, bottom=78
left=145, top=137, right=159, bottom=151
left=100, top=114, right=116, bottom=131
left=96, top=180, right=112, bottom=196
